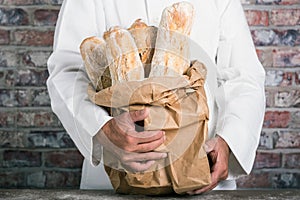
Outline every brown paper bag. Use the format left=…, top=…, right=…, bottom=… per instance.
left=88, top=61, right=211, bottom=195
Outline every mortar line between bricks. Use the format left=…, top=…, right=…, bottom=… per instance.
left=0, top=26, right=56, bottom=30
left=242, top=5, right=300, bottom=10
left=0, top=106, right=53, bottom=111
left=249, top=26, right=300, bottom=30
left=253, top=168, right=300, bottom=173
left=0, top=148, right=79, bottom=152
left=0, top=127, right=65, bottom=132
left=257, top=148, right=300, bottom=154
left=265, top=86, right=300, bottom=90
left=256, top=46, right=300, bottom=50
left=0, top=46, right=53, bottom=51
left=262, top=128, right=300, bottom=131
left=255, top=45, right=300, bottom=49
left=264, top=67, right=300, bottom=70
left=0, top=168, right=82, bottom=173
left=0, top=5, right=62, bottom=9
left=265, top=107, right=300, bottom=111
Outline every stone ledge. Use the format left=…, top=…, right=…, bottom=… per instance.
left=0, top=189, right=299, bottom=200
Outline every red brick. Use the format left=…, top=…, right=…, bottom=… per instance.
left=34, top=9, right=59, bottom=26
left=245, top=10, right=269, bottom=26
left=276, top=131, right=300, bottom=148
left=290, top=111, right=300, bottom=128
left=0, top=8, right=29, bottom=26
left=0, top=29, right=10, bottom=44
left=44, top=150, right=83, bottom=168
left=0, top=70, right=14, bottom=87
left=15, top=69, right=49, bottom=86
left=256, top=48, right=273, bottom=67
left=27, top=131, right=75, bottom=148
left=263, top=111, right=291, bottom=128
left=45, top=171, right=81, bottom=188
left=271, top=9, right=300, bottom=26
left=15, top=89, right=32, bottom=107
left=0, top=131, right=26, bottom=148
left=236, top=172, right=271, bottom=188
left=0, top=171, right=26, bottom=188
left=254, top=152, right=281, bottom=169
left=2, top=150, right=41, bottom=167
left=0, top=111, right=15, bottom=127
left=0, top=89, right=16, bottom=107
left=273, top=48, right=300, bottom=67
left=16, top=110, right=60, bottom=128
left=27, top=171, right=46, bottom=188
left=259, top=131, right=275, bottom=149
left=12, top=30, right=54, bottom=46
left=265, top=70, right=293, bottom=86
left=0, top=51, right=19, bottom=68
left=282, top=153, right=300, bottom=168
left=272, top=173, right=300, bottom=188
left=274, top=90, right=300, bottom=108
left=21, top=51, right=52, bottom=68
left=32, top=89, right=50, bottom=106
left=252, top=29, right=299, bottom=47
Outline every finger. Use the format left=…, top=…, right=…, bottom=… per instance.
left=187, top=182, right=218, bottom=195
left=187, top=161, right=220, bottom=195
left=204, top=138, right=217, bottom=153
left=187, top=171, right=219, bottom=195
left=129, top=108, right=149, bottom=122
left=135, top=136, right=165, bottom=152
left=135, top=130, right=165, bottom=142
left=126, top=160, right=156, bottom=172
left=123, top=152, right=167, bottom=162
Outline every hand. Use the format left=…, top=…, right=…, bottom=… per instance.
left=95, top=108, right=167, bottom=172
left=187, top=135, right=230, bottom=195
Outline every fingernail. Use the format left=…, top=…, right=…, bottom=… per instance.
left=162, top=153, right=167, bottom=158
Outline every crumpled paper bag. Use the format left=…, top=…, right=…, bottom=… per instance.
left=88, top=61, right=211, bottom=195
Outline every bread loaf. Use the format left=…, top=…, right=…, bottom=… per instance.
left=104, top=26, right=144, bottom=84
left=80, top=36, right=108, bottom=91
left=149, top=2, right=195, bottom=77
left=128, top=19, right=157, bottom=77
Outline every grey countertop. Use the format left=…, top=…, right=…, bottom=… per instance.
left=0, top=189, right=299, bottom=200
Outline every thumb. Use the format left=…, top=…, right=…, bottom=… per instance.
left=129, top=108, right=150, bottom=122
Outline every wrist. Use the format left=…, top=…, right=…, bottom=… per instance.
left=216, top=135, right=231, bottom=154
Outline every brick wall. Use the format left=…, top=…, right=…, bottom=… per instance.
left=0, top=0, right=299, bottom=189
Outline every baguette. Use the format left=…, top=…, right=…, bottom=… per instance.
left=128, top=19, right=157, bottom=77
left=80, top=36, right=108, bottom=91
left=149, top=2, right=195, bottom=77
left=104, top=26, right=144, bottom=84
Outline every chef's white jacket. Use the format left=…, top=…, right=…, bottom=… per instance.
left=47, top=0, right=266, bottom=190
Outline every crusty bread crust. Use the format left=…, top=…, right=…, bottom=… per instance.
left=150, top=2, right=195, bottom=77
left=80, top=36, right=107, bottom=91
left=104, top=26, right=144, bottom=84
left=128, top=19, right=157, bottom=77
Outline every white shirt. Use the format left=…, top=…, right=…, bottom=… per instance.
left=47, top=0, right=266, bottom=190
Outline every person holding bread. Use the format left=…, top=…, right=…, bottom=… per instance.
left=47, top=0, right=265, bottom=195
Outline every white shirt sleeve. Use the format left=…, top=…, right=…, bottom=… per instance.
left=47, top=0, right=112, bottom=166
left=215, top=0, right=266, bottom=177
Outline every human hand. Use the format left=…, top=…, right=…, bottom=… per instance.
left=187, top=135, right=230, bottom=195
left=96, top=108, right=167, bottom=172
